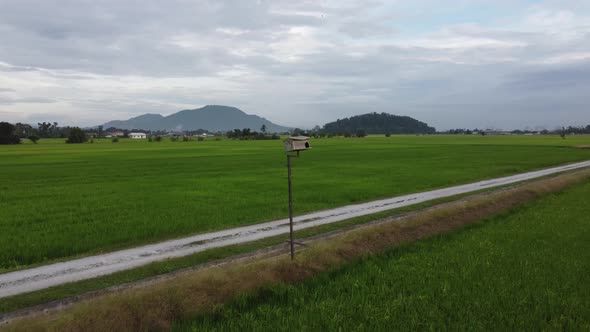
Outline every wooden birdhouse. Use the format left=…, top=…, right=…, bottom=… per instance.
left=284, top=136, right=311, bottom=152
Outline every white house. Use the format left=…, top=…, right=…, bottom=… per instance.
left=109, top=131, right=125, bottom=137
left=129, top=132, right=147, bottom=139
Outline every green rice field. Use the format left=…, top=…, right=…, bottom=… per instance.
left=176, top=175, right=590, bottom=331
left=1, top=135, right=590, bottom=270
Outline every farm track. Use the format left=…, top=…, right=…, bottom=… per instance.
left=1, top=160, right=590, bottom=299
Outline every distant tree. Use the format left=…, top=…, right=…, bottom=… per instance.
left=97, top=125, right=104, bottom=138
left=343, top=132, right=352, bottom=138
left=291, top=128, right=304, bottom=136
left=0, top=122, right=13, bottom=136
left=224, top=127, right=277, bottom=140
left=51, top=122, right=59, bottom=138
left=560, top=127, right=567, bottom=139
left=28, top=135, right=40, bottom=144
left=148, top=136, right=153, bottom=142
left=37, top=121, right=74, bottom=138
left=112, top=137, right=119, bottom=143
left=260, top=124, right=267, bottom=134
left=0, top=122, right=21, bottom=144
left=197, top=136, right=205, bottom=141
left=15, top=123, right=35, bottom=137
left=182, top=136, right=190, bottom=142
left=385, top=133, right=391, bottom=137
left=356, top=129, right=367, bottom=138
left=65, top=127, right=87, bottom=144
left=37, top=122, right=52, bottom=138
left=154, top=136, right=162, bottom=142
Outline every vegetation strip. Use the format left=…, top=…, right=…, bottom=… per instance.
left=2, top=159, right=590, bottom=299
left=3, top=168, right=589, bottom=332
left=177, top=175, right=590, bottom=331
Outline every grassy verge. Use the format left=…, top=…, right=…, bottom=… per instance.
left=177, top=175, right=590, bottom=331
left=4, top=169, right=590, bottom=331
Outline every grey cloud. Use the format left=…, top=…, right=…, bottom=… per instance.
left=0, top=63, right=38, bottom=72
left=0, top=0, right=589, bottom=130
left=0, top=96, right=56, bottom=105
left=502, top=63, right=590, bottom=91
left=0, top=0, right=325, bottom=76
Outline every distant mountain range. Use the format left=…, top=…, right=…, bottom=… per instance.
left=101, top=105, right=291, bottom=133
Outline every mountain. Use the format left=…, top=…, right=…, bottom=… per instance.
left=322, top=112, right=436, bottom=134
left=101, top=105, right=290, bottom=132
left=102, top=114, right=164, bottom=131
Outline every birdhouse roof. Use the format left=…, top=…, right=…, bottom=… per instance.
left=288, top=136, right=309, bottom=141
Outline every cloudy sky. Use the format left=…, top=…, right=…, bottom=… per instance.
left=0, top=0, right=589, bottom=130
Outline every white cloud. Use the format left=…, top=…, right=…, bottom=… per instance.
left=533, top=52, right=590, bottom=65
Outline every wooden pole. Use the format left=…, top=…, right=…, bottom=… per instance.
left=287, top=150, right=299, bottom=260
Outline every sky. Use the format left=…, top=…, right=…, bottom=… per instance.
left=0, top=0, right=589, bottom=130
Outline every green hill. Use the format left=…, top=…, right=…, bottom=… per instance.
left=323, top=112, right=435, bottom=134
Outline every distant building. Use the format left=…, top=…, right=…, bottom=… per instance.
left=129, top=132, right=147, bottom=139
left=109, top=131, right=125, bottom=137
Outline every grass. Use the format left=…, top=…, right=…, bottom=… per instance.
left=176, top=176, right=590, bottom=331
left=0, top=188, right=492, bottom=315
left=6, top=169, right=589, bottom=331
left=1, top=135, right=590, bottom=269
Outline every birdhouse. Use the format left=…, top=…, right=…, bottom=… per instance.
left=284, top=136, right=311, bottom=152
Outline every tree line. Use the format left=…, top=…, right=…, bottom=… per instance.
left=0, top=121, right=93, bottom=144
left=224, top=126, right=281, bottom=140
left=446, top=125, right=590, bottom=136
left=3, top=119, right=590, bottom=145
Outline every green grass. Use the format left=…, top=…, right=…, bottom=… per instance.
left=0, top=190, right=483, bottom=315
left=175, top=179, right=590, bottom=331
left=1, top=135, right=589, bottom=269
